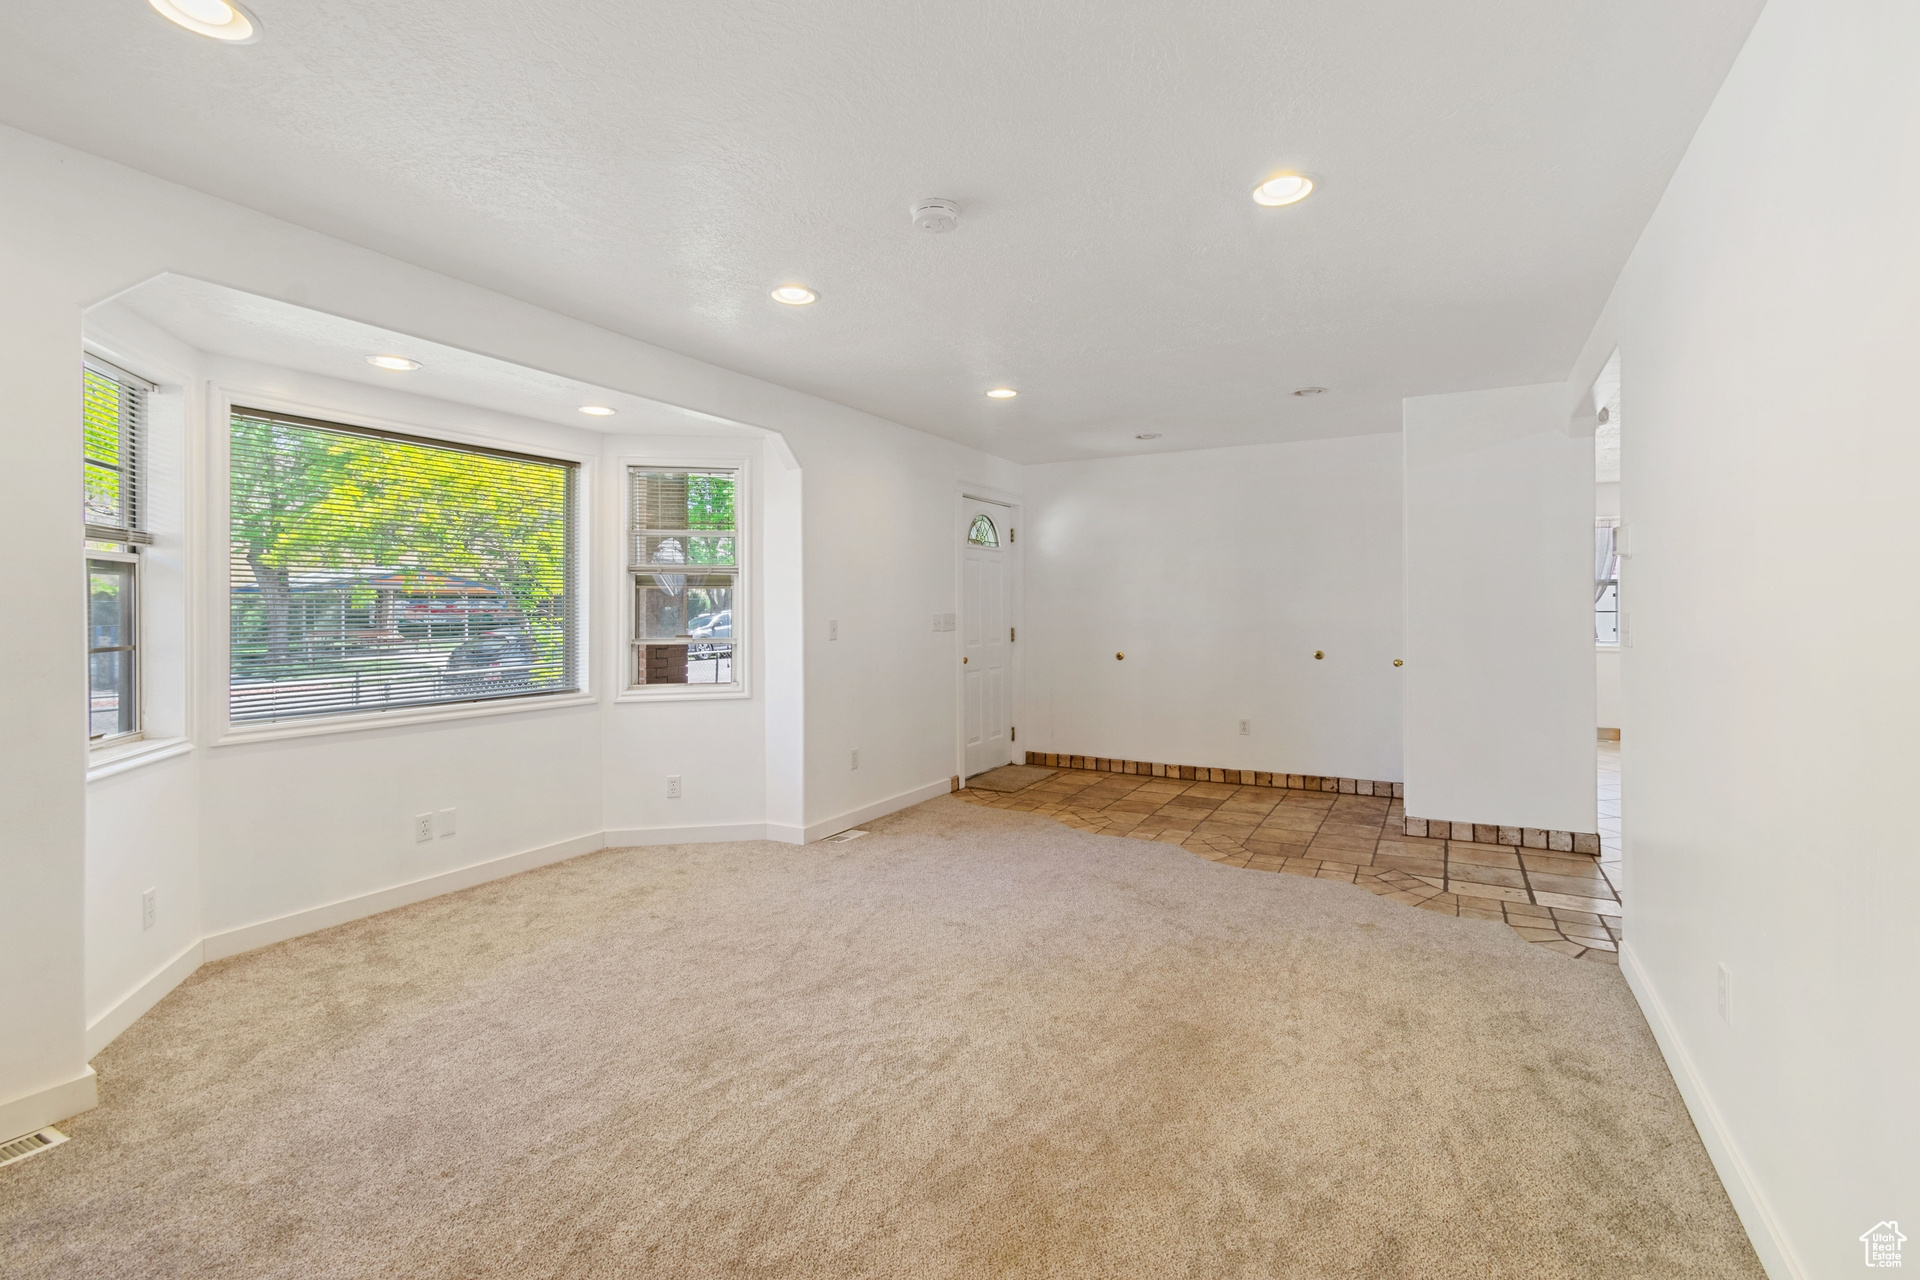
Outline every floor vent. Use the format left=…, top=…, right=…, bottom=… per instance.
left=0, top=1128, right=67, bottom=1170
left=825, top=829, right=869, bottom=843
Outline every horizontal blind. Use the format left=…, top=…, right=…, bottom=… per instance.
left=628, top=469, right=736, bottom=572
left=83, top=362, right=151, bottom=545
left=229, top=409, right=578, bottom=723
left=628, top=467, right=737, bottom=644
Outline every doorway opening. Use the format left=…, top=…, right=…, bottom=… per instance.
left=1590, top=352, right=1624, bottom=900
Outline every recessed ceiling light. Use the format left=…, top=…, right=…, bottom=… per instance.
left=578, top=405, right=616, bottom=417
left=1136, top=433, right=1162, bottom=440
left=770, top=285, right=817, bottom=305
left=985, top=388, right=1018, bottom=399
left=1252, top=173, right=1314, bottom=207
left=367, top=355, right=420, bottom=371
left=148, top=0, right=259, bottom=41
left=1293, top=386, right=1328, bottom=396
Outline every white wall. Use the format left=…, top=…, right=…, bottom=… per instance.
left=599, top=432, right=791, bottom=842
left=1022, top=436, right=1403, bottom=781
left=1570, top=1, right=1920, bottom=1273
left=1403, top=384, right=1595, bottom=830
left=81, top=307, right=204, bottom=1054
left=799, top=427, right=1021, bottom=833
left=0, top=123, right=1014, bottom=1127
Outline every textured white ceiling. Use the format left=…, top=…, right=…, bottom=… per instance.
left=1, top=1, right=1761, bottom=462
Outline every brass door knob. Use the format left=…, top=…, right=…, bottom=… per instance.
left=1393, top=659, right=1404, bottom=667
left=1314, top=650, right=1324, bottom=660
left=963, top=656, right=969, bottom=663
left=1115, top=652, right=1125, bottom=660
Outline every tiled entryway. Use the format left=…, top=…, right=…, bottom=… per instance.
left=959, top=763, right=1623, bottom=963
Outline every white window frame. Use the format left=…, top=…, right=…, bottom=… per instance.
left=208, top=385, right=596, bottom=745
left=616, top=452, right=751, bottom=703
left=84, top=356, right=156, bottom=750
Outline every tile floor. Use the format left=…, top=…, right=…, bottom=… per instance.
left=959, top=751, right=1625, bottom=963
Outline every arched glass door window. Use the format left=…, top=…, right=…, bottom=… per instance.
left=966, top=513, right=999, bottom=548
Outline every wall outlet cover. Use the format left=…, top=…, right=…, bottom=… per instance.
left=413, top=814, right=434, bottom=843
left=667, top=775, right=683, bottom=799
left=141, top=888, right=156, bottom=931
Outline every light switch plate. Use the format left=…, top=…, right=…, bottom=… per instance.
left=438, top=808, right=457, bottom=837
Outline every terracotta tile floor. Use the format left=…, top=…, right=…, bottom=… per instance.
left=959, top=763, right=1624, bottom=963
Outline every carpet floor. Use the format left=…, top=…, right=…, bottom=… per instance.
left=2, top=797, right=1762, bottom=1279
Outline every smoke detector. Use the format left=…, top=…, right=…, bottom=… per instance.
left=911, top=199, right=960, bottom=234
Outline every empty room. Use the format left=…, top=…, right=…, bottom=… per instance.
left=0, top=1, right=1912, bottom=1276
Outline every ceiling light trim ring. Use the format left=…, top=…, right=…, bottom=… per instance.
left=1252, top=173, right=1314, bottom=207
left=985, top=387, right=1018, bottom=399
left=770, top=285, right=818, bottom=305
left=148, top=0, right=260, bottom=42
left=367, top=355, right=421, bottom=371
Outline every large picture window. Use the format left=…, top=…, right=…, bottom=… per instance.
left=85, top=360, right=152, bottom=743
left=228, top=409, right=579, bottom=723
left=628, top=467, right=739, bottom=688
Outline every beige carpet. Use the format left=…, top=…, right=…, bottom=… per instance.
left=2, top=797, right=1761, bottom=1279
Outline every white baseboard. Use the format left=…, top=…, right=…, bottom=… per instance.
left=603, top=821, right=784, bottom=847
left=803, top=779, right=951, bottom=843
left=203, top=831, right=607, bottom=962
left=86, top=939, right=205, bottom=1058
left=1619, top=941, right=1805, bottom=1280
left=0, top=1066, right=97, bottom=1141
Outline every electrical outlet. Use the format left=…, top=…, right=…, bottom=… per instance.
left=1717, top=964, right=1732, bottom=1024
left=851, top=748, right=860, bottom=770
left=438, top=808, right=457, bottom=837
left=141, top=888, right=156, bottom=932
left=667, top=775, right=682, bottom=799
left=829, top=619, right=839, bottom=640
left=413, top=813, right=434, bottom=843
left=1238, top=719, right=1250, bottom=736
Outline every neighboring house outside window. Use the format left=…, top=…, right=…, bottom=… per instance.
left=1595, top=520, right=1620, bottom=646
left=628, top=467, right=740, bottom=688
left=226, top=408, right=580, bottom=723
left=85, top=360, right=152, bottom=743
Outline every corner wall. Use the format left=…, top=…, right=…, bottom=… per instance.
left=1571, top=0, right=1920, bottom=1272
left=1402, top=384, right=1595, bottom=832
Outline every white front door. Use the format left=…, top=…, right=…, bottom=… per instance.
left=962, top=502, right=1012, bottom=778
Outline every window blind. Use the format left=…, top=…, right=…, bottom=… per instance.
left=628, top=467, right=738, bottom=686
left=84, top=360, right=152, bottom=545
left=229, top=408, right=578, bottom=722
